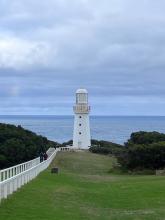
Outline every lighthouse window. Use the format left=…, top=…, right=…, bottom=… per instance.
left=79, top=124, right=81, bottom=126
left=79, top=132, right=81, bottom=135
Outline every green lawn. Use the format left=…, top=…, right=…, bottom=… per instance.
left=1, top=151, right=165, bottom=220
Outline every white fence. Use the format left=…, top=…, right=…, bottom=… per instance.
left=0, top=157, right=40, bottom=182
left=0, top=147, right=61, bottom=202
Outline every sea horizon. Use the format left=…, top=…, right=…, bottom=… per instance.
left=0, top=115, right=165, bottom=145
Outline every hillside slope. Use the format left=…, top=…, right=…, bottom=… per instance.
left=0, top=123, right=59, bottom=168
left=0, top=151, right=165, bottom=220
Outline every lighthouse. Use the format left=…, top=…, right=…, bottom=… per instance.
left=73, top=89, right=91, bottom=149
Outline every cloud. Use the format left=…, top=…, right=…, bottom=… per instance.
left=0, top=36, right=51, bottom=69
left=0, top=0, right=165, bottom=115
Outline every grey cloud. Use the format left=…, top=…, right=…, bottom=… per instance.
left=0, top=0, right=165, bottom=115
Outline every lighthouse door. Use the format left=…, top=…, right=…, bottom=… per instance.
left=78, top=141, right=82, bottom=149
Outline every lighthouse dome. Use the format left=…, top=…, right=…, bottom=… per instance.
left=76, top=88, right=88, bottom=94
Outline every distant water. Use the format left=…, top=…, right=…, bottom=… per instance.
left=0, top=115, right=165, bottom=145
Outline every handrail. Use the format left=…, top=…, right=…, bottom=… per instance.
left=1, top=149, right=56, bottom=185
left=0, top=157, right=39, bottom=173
left=0, top=148, right=58, bottom=202
left=0, top=147, right=71, bottom=202
left=0, top=156, right=40, bottom=182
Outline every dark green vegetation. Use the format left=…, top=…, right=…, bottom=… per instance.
left=1, top=151, right=165, bottom=220
left=0, top=123, right=59, bottom=169
left=89, top=139, right=122, bottom=155
left=126, top=131, right=165, bottom=146
left=90, top=131, right=165, bottom=171
left=118, top=132, right=165, bottom=171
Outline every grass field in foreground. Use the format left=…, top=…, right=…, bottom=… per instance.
left=1, top=151, right=165, bottom=220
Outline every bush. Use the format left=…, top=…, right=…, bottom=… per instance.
left=89, top=140, right=123, bottom=155
left=0, top=123, right=60, bottom=169
left=117, top=131, right=165, bottom=171
left=125, top=131, right=165, bottom=146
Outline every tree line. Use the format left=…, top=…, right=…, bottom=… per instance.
left=1, top=122, right=165, bottom=172
left=0, top=123, right=59, bottom=169
left=89, top=131, right=165, bottom=171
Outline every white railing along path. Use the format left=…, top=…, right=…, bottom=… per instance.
left=0, top=147, right=71, bottom=202
left=0, top=157, right=40, bottom=182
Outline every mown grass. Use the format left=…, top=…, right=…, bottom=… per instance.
left=1, top=151, right=165, bottom=220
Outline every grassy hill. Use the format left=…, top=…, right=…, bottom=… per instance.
left=1, top=151, right=165, bottom=220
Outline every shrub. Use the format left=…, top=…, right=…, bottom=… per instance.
left=0, top=123, right=60, bottom=169
left=89, top=140, right=123, bottom=155
left=117, top=131, right=165, bottom=170
left=125, top=131, right=165, bottom=146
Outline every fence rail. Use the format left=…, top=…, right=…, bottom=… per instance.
left=0, top=157, right=40, bottom=182
left=0, top=146, right=72, bottom=202
left=0, top=147, right=60, bottom=202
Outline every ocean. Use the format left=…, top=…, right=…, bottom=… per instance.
left=0, top=115, right=165, bottom=145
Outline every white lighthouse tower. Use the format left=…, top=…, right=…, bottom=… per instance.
left=73, top=89, right=91, bottom=149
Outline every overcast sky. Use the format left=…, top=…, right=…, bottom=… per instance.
left=0, top=0, right=165, bottom=115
